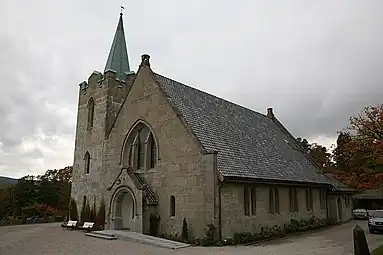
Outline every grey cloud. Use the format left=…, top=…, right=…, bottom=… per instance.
left=1, top=0, right=383, bottom=176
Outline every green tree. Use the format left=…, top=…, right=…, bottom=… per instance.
left=295, top=138, right=333, bottom=172
left=96, top=198, right=106, bottom=229
left=296, top=137, right=311, bottom=153
left=90, top=200, right=97, bottom=222
left=181, top=217, right=189, bottom=242
left=69, top=198, right=78, bottom=221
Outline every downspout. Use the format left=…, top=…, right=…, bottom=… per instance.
left=218, top=183, right=222, bottom=240
left=326, top=189, right=329, bottom=220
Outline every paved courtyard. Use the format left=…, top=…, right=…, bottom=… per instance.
left=0, top=221, right=382, bottom=255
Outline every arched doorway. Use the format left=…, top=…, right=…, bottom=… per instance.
left=111, top=187, right=136, bottom=230
left=337, top=197, right=343, bottom=221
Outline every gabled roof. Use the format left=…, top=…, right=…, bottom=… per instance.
left=153, top=73, right=340, bottom=186
left=324, top=173, right=356, bottom=192
left=353, top=188, right=383, bottom=199
left=104, top=14, right=131, bottom=80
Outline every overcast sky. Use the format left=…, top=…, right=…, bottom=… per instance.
left=1, top=0, right=383, bottom=178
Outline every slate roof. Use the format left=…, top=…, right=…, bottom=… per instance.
left=154, top=73, right=345, bottom=187
left=353, top=188, right=383, bottom=199
left=324, top=173, right=356, bottom=192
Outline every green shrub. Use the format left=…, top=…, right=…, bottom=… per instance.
left=195, top=224, right=218, bottom=246
left=326, top=217, right=338, bottom=226
left=233, top=232, right=253, bottom=244
left=90, top=201, right=96, bottom=222
left=42, top=215, right=49, bottom=223
left=181, top=218, right=189, bottom=242
left=80, top=206, right=85, bottom=222
left=195, top=216, right=332, bottom=247
left=149, top=214, right=161, bottom=236
left=205, top=223, right=217, bottom=241
left=69, top=198, right=78, bottom=221
left=96, top=198, right=106, bottom=229
left=33, top=217, right=41, bottom=224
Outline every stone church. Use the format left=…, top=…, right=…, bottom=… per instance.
left=71, top=14, right=354, bottom=239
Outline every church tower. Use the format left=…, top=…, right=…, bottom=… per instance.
left=71, top=13, right=135, bottom=215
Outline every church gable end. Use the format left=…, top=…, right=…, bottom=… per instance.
left=105, top=58, right=205, bottom=164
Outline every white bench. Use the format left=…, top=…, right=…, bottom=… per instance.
left=78, top=222, right=95, bottom=231
left=61, top=220, right=78, bottom=229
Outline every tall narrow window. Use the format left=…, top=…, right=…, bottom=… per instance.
left=136, top=135, right=142, bottom=169
left=148, top=133, right=156, bottom=169
left=289, top=188, right=294, bottom=212
left=320, top=190, right=326, bottom=209
left=269, top=187, right=280, bottom=214
left=251, top=187, right=257, bottom=216
left=170, top=195, right=175, bottom=217
left=132, top=135, right=139, bottom=169
left=275, top=188, right=280, bottom=214
left=244, top=187, right=250, bottom=216
left=293, top=188, right=298, bottom=212
left=344, top=196, right=350, bottom=208
left=87, top=98, right=95, bottom=130
left=269, top=188, right=275, bottom=214
left=309, top=189, right=313, bottom=210
left=137, top=129, right=146, bottom=170
left=306, top=189, right=313, bottom=211
left=84, top=151, right=90, bottom=174
left=290, top=188, right=298, bottom=212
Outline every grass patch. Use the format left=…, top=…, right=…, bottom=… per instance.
left=372, top=244, right=383, bottom=255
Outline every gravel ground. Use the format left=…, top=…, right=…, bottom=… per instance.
left=0, top=221, right=382, bottom=255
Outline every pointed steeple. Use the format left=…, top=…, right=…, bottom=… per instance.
left=104, top=13, right=132, bottom=80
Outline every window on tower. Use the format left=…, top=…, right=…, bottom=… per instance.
left=84, top=151, right=90, bottom=174
left=87, top=98, right=95, bottom=130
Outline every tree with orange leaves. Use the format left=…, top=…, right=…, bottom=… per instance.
left=332, top=105, right=383, bottom=190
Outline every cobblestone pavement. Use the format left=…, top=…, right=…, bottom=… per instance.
left=0, top=221, right=382, bottom=255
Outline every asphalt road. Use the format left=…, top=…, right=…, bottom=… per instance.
left=0, top=220, right=382, bottom=255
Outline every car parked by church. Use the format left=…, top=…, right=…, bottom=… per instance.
left=368, top=210, right=383, bottom=233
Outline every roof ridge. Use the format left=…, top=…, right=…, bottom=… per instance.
left=154, top=73, right=268, bottom=118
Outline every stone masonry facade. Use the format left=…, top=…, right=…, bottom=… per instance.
left=70, top=14, right=354, bottom=241
left=71, top=63, right=353, bottom=239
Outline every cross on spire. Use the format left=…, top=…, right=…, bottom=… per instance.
left=120, top=5, right=125, bottom=15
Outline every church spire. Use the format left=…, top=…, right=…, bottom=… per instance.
left=104, top=13, right=131, bottom=80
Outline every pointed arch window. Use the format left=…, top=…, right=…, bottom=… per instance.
left=84, top=151, right=90, bottom=174
left=137, top=129, right=147, bottom=170
left=125, top=124, right=157, bottom=171
left=87, top=98, right=95, bottom=130
left=148, top=133, right=156, bottom=169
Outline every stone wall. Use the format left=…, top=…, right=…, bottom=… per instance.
left=220, top=183, right=327, bottom=238
left=71, top=70, right=132, bottom=217
left=328, top=194, right=353, bottom=222
left=101, top=66, right=216, bottom=238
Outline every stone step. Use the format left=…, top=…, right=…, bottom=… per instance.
left=85, top=232, right=117, bottom=240
left=113, top=231, right=191, bottom=249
